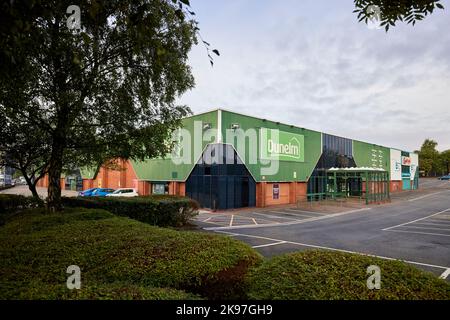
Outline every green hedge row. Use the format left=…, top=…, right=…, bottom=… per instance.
left=0, top=194, right=41, bottom=225
left=0, top=208, right=261, bottom=300
left=61, top=196, right=199, bottom=227
left=246, top=250, right=450, bottom=300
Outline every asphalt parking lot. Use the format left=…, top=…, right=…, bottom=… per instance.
left=195, top=178, right=450, bottom=281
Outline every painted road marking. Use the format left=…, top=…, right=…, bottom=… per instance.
left=265, top=210, right=316, bottom=217
left=272, top=210, right=324, bottom=218
left=252, top=218, right=258, bottom=225
left=216, top=231, right=449, bottom=271
left=285, top=208, right=328, bottom=215
left=408, top=191, right=450, bottom=202
left=250, top=211, right=300, bottom=221
left=229, top=215, right=234, bottom=227
left=382, top=208, right=450, bottom=231
left=399, top=225, right=450, bottom=232
left=440, top=268, right=450, bottom=280
left=383, top=229, right=450, bottom=238
left=252, top=241, right=287, bottom=249
left=413, top=221, right=450, bottom=227
left=428, top=219, right=450, bottom=224
left=204, top=207, right=371, bottom=231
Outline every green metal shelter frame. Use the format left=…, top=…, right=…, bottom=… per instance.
left=307, top=168, right=390, bottom=205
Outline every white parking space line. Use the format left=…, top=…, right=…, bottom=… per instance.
left=252, top=218, right=258, bottom=225
left=250, top=212, right=300, bottom=221
left=440, top=268, right=450, bottom=280
left=217, top=231, right=450, bottom=271
left=266, top=210, right=318, bottom=218
left=408, top=191, right=450, bottom=202
left=200, top=220, right=225, bottom=226
left=268, top=211, right=317, bottom=220
left=427, top=219, right=450, bottom=224
left=202, top=217, right=212, bottom=222
left=229, top=215, right=234, bottom=227
left=252, top=241, right=287, bottom=249
left=399, top=225, right=450, bottom=232
left=413, top=222, right=450, bottom=227
left=382, top=208, right=450, bottom=231
left=384, top=229, right=450, bottom=238
left=285, top=208, right=328, bottom=215
left=205, top=207, right=372, bottom=231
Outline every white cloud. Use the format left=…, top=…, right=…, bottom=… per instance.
left=179, top=0, right=450, bottom=151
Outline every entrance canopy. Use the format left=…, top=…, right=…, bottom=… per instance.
left=309, top=167, right=390, bottom=205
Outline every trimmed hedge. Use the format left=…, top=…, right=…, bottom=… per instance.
left=2, top=281, right=202, bottom=300
left=61, top=195, right=199, bottom=227
left=246, top=250, right=450, bottom=300
left=0, top=208, right=262, bottom=300
left=0, top=194, right=41, bottom=225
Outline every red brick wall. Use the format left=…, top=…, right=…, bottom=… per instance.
left=89, top=159, right=138, bottom=190
left=137, top=181, right=151, bottom=196
left=83, top=179, right=94, bottom=190
left=256, top=181, right=307, bottom=208
left=390, top=181, right=402, bottom=193
left=167, top=181, right=186, bottom=196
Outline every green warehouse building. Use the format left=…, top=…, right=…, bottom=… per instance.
left=125, top=109, right=419, bottom=209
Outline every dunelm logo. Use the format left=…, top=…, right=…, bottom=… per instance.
left=261, top=128, right=305, bottom=163
left=267, top=137, right=301, bottom=159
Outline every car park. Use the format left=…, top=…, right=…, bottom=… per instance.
left=105, top=188, right=138, bottom=197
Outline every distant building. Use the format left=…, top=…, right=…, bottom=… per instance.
left=0, top=165, right=14, bottom=187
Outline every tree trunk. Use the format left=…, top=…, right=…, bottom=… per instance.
left=20, top=169, right=43, bottom=205
left=47, top=142, right=64, bottom=212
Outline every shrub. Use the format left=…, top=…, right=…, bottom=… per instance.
left=0, top=194, right=41, bottom=225
left=2, top=281, right=202, bottom=300
left=61, top=195, right=199, bottom=227
left=246, top=250, right=450, bottom=300
left=0, top=208, right=262, bottom=300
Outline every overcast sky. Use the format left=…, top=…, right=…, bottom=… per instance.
left=178, top=0, right=450, bottom=152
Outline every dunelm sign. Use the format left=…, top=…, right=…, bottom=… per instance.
left=260, top=128, right=304, bottom=162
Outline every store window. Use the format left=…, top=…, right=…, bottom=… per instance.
left=152, top=183, right=169, bottom=195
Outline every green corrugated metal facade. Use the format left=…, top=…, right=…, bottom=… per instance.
left=352, top=140, right=390, bottom=171
left=220, top=110, right=322, bottom=182
left=82, top=109, right=417, bottom=183
left=131, top=110, right=218, bottom=182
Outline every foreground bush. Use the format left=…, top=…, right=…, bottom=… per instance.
left=2, top=281, right=201, bottom=300
left=0, top=194, right=41, bottom=225
left=0, top=208, right=262, bottom=300
left=61, top=195, right=199, bottom=227
left=246, top=250, right=450, bottom=300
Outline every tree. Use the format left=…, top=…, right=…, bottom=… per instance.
left=354, top=0, right=445, bottom=31
left=0, top=0, right=200, bottom=211
left=0, top=121, right=49, bottom=202
left=417, top=139, right=441, bottom=176
left=440, top=150, right=450, bottom=175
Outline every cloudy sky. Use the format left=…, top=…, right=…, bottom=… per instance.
left=178, top=0, right=450, bottom=152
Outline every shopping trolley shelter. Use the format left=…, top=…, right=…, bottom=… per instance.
left=35, top=109, right=449, bottom=279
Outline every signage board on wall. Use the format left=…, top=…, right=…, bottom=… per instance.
left=260, top=128, right=305, bottom=162
left=273, top=183, right=280, bottom=200
left=402, top=156, right=411, bottom=166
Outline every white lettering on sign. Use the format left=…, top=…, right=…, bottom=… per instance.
left=267, top=138, right=300, bottom=158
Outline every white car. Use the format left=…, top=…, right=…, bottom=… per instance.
left=105, top=188, right=139, bottom=197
